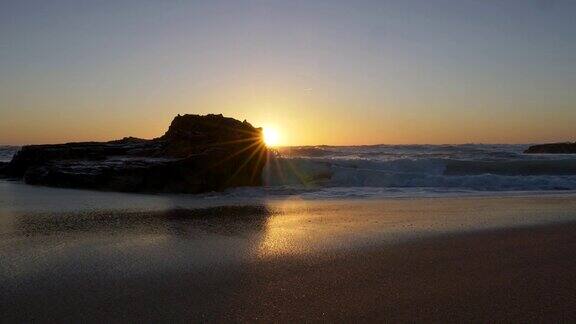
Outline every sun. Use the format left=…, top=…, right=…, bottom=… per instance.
left=263, top=127, right=280, bottom=147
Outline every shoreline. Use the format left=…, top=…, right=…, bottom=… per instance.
left=2, top=186, right=576, bottom=322
left=2, top=178, right=576, bottom=211
left=3, top=221, right=576, bottom=322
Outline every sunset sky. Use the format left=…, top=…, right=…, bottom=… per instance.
left=1, top=0, right=575, bottom=145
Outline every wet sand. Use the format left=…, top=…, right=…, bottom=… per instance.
left=2, top=187, right=576, bottom=322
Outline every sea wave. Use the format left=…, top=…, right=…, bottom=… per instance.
left=0, top=146, right=19, bottom=163
left=2, top=144, right=576, bottom=194
left=263, top=154, right=576, bottom=191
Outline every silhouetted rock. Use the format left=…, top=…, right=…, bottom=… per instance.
left=524, top=143, right=576, bottom=154
left=1, top=114, right=267, bottom=193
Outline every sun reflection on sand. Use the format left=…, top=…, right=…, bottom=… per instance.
left=255, top=199, right=400, bottom=258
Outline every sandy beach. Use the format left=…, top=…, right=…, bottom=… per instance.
left=1, top=181, right=576, bottom=322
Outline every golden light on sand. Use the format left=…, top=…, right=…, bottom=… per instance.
left=263, top=127, right=280, bottom=147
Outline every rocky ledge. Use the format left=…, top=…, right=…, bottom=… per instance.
left=524, top=142, right=576, bottom=154
left=0, top=114, right=268, bottom=193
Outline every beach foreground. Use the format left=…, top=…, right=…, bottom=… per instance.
left=1, top=183, right=576, bottom=322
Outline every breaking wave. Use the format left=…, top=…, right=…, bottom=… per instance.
left=263, top=145, right=576, bottom=192
left=0, top=146, right=19, bottom=163
left=3, top=144, right=576, bottom=197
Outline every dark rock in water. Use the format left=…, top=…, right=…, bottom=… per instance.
left=0, top=114, right=267, bottom=193
left=0, top=162, right=7, bottom=175
left=524, top=143, right=576, bottom=154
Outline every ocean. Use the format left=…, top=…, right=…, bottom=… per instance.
left=2, top=144, right=576, bottom=199
left=262, top=144, right=576, bottom=198
left=0, top=146, right=19, bottom=163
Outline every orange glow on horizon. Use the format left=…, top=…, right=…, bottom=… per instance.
left=263, top=126, right=280, bottom=147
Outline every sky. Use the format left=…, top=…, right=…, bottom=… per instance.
left=1, top=0, right=575, bottom=145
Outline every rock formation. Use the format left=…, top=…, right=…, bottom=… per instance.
left=0, top=114, right=268, bottom=193
left=524, top=142, right=576, bottom=154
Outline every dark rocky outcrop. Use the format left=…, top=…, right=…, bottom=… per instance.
left=524, top=142, right=576, bottom=154
left=0, top=162, right=7, bottom=175
left=0, top=114, right=268, bottom=193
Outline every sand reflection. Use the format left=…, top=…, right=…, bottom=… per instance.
left=257, top=198, right=394, bottom=257
left=2, top=206, right=277, bottom=281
